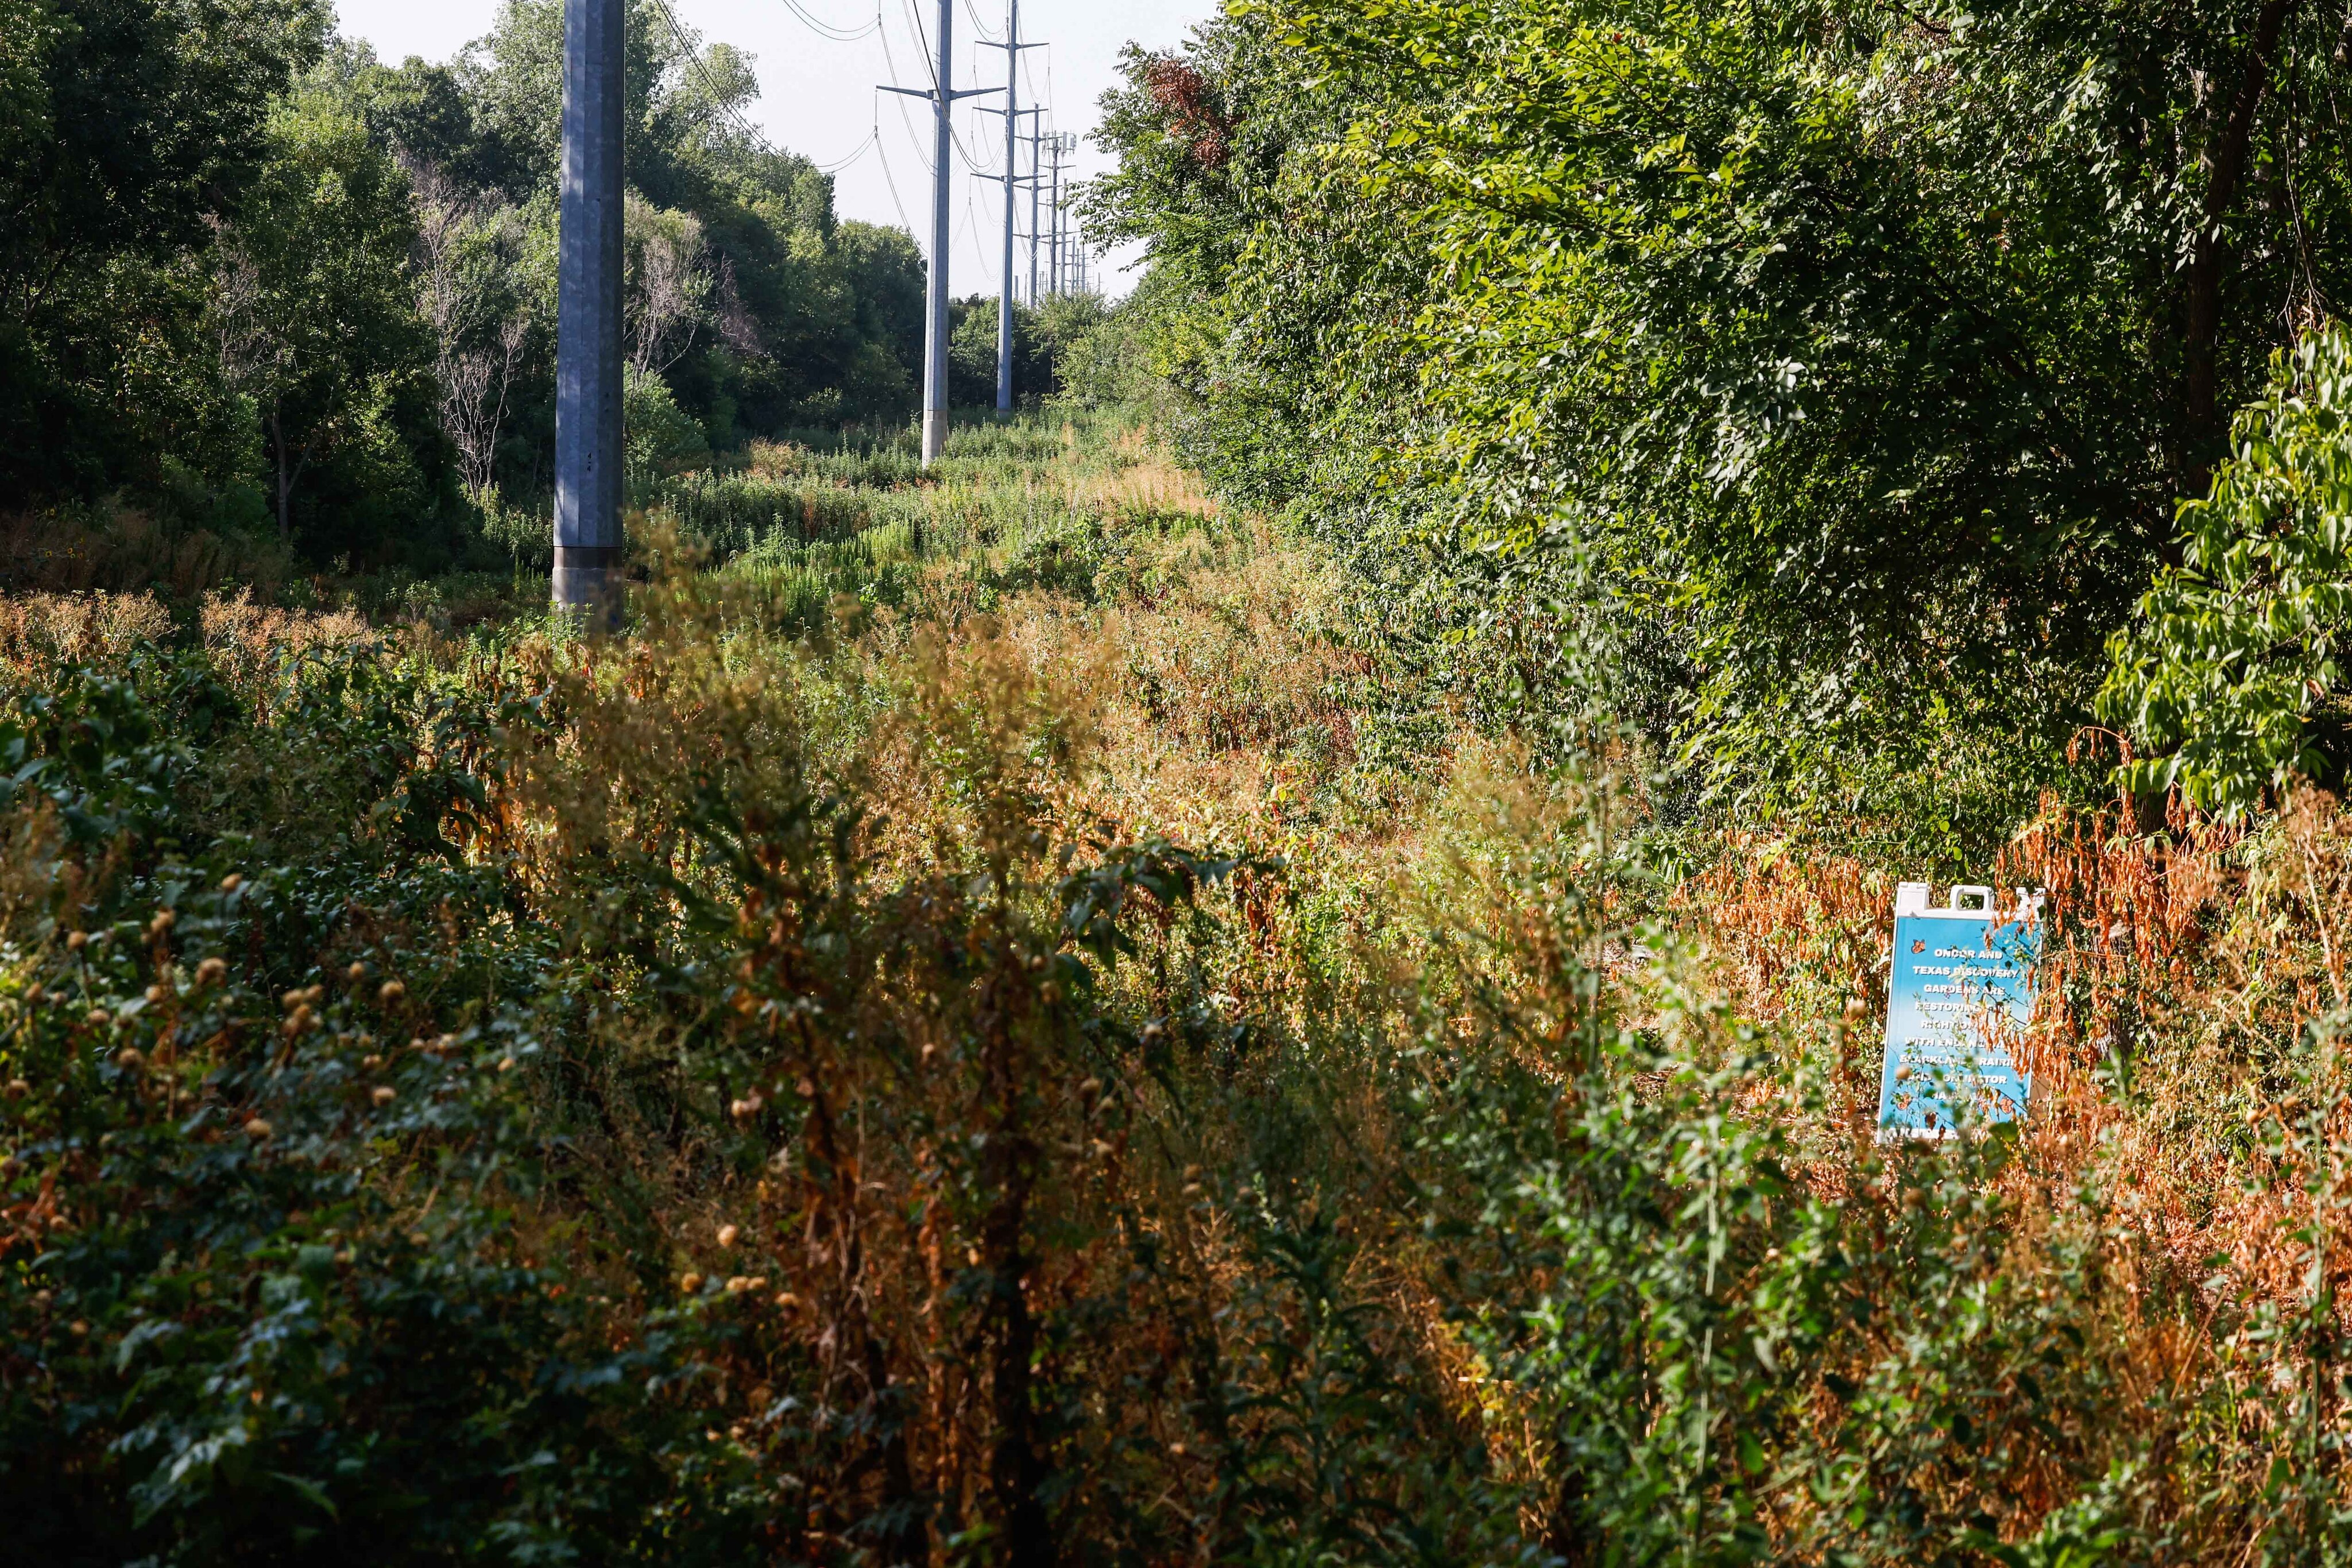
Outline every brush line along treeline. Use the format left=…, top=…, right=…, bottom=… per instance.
left=8, top=424, right=2352, bottom=1561
left=1086, top=0, right=2352, bottom=853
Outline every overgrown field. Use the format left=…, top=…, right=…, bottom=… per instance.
left=7, top=417, right=2352, bottom=1565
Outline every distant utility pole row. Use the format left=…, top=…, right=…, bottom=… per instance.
left=552, top=0, right=1096, bottom=610
left=880, top=0, right=991, bottom=464
left=1041, top=130, right=1081, bottom=305
left=886, top=0, right=1091, bottom=461
left=980, top=0, right=1042, bottom=420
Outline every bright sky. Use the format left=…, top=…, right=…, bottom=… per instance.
left=332, top=0, right=1213, bottom=299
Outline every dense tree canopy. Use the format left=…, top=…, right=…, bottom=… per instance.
left=0, top=0, right=947, bottom=570
left=1091, top=0, right=2352, bottom=817
left=1, top=0, right=324, bottom=508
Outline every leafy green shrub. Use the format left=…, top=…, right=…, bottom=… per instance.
left=12, top=476, right=2352, bottom=1566
left=2103, top=324, right=2352, bottom=816
left=624, top=366, right=710, bottom=494
left=0, top=647, right=746, bottom=1563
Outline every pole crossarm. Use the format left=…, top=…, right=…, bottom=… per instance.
left=879, top=83, right=994, bottom=102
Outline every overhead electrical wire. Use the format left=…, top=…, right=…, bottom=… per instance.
left=956, top=183, right=980, bottom=258
left=813, top=125, right=879, bottom=173
left=877, top=0, right=937, bottom=177
left=891, top=0, right=1000, bottom=173
left=643, top=0, right=1059, bottom=260
left=895, top=0, right=940, bottom=91
left=647, top=0, right=781, bottom=161
left=956, top=100, right=1003, bottom=175
left=873, top=130, right=916, bottom=234
left=778, top=0, right=880, bottom=42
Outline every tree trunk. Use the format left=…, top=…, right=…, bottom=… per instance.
left=2183, top=0, right=2299, bottom=498
left=981, top=967, right=1052, bottom=1566
left=788, top=1002, right=927, bottom=1566
left=984, top=1176, right=1050, bottom=1566
left=270, top=407, right=292, bottom=541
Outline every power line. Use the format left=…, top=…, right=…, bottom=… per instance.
left=881, top=6, right=966, bottom=189
left=889, top=0, right=988, bottom=168
left=876, top=12, right=937, bottom=177
left=888, top=96, right=934, bottom=177
left=664, top=0, right=1063, bottom=292
left=955, top=103, right=1002, bottom=174
left=895, top=0, right=939, bottom=91
left=814, top=125, right=879, bottom=173
left=778, top=0, right=881, bottom=41
left=874, top=126, right=916, bottom=233
left=647, top=0, right=780, bottom=162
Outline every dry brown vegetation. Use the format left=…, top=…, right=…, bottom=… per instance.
left=12, top=423, right=2352, bottom=1562
left=0, top=507, right=291, bottom=599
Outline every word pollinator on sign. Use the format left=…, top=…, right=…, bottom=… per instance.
left=1877, top=882, right=2044, bottom=1139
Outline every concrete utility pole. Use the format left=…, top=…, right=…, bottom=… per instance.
left=552, top=0, right=624, bottom=614
left=1025, top=120, right=1042, bottom=305
left=1044, top=132, right=1066, bottom=298
left=883, top=0, right=986, bottom=466
left=978, top=2, right=1042, bottom=419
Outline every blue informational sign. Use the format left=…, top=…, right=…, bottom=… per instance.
left=1877, top=883, right=2042, bottom=1138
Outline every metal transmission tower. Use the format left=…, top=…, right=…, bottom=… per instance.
left=551, top=0, right=624, bottom=615
left=977, top=3, right=1042, bottom=419
left=883, top=0, right=987, bottom=465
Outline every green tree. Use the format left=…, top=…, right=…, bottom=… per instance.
left=316, top=40, right=499, bottom=191
left=833, top=219, right=924, bottom=422
left=2102, top=324, right=2352, bottom=817
left=0, top=0, right=324, bottom=502
left=949, top=292, right=1129, bottom=411
left=0, top=0, right=53, bottom=173
left=1093, top=1, right=2352, bottom=818
left=1032, top=293, right=1147, bottom=411
left=212, top=96, right=450, bottom=553
left=429, top=0, right=925, bottom=443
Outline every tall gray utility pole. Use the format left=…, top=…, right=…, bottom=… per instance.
left=883, top=1, right=986, bottom=466
left=1025, top=119, right=1043, bottom=305
left=1044, top=132, right=1066, bottom=297
left=978, top=3, right=1042, bottom=420
left=552, top=0, right=624, bottom=615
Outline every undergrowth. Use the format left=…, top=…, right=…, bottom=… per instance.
left=5, top=417, right=2352, bottom=1564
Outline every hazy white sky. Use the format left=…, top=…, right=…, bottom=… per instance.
left=331, top=0, right=1217, bottom=297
